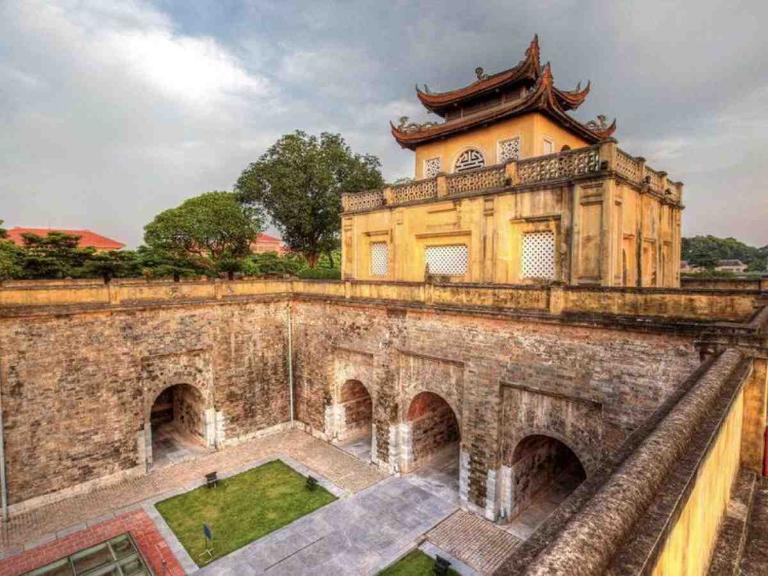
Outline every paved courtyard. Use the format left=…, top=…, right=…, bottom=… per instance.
left=0, top=428, right=385, bottom=554
left=194, top=476, right=457, bottom=576
left=0, top=428, right=527, bottom=575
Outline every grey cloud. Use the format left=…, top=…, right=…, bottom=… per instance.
left=1, top=0, right=766, bottom=247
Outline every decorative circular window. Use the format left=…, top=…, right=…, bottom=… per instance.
left=454, top=149, right=485, bottom=172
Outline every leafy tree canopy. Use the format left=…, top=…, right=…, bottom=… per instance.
left=144, top=191, right=262, bottom=274
left=20, top=231, right=94, bottom=279
left=235, top=131, right=383, bottom=267
left=682, top=235, right=767, bottom=272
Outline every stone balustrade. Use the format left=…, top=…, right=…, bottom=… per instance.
left=341, top=140, right=684, bottom=214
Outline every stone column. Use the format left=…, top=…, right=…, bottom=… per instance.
left=203, top=407, right=219, bottom=448
left=397, top=422, right=414, bottom=474
left=498, top=465, right=513, bottom=521
left=324, top=402, right=345, bottom=442
left=459, top=447, right=470, bottom=506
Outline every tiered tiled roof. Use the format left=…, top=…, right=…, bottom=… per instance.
left=392, top=35, right=615, bottom=149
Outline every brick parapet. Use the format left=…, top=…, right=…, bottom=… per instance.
left=0, top=278, right=761, bottom=324
left=518, top=350, right=749, bottom=576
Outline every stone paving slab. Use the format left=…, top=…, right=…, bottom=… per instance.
left=426, top=510, right=521, bottom=575
left=194, top=476, right=458, bottom=576
left=0, top=428, right=385, bottom=554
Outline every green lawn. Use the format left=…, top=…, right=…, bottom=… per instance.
left=379, top=550, right=460, bottom=575
left=155, top=460, right=336, bottom=565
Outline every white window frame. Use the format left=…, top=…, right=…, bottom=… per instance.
left=425, top=244, right=469, bottom=276
left=542, top=138, right=555, bottom=155
left=369, top=242, right=389, bottom=277
left=521, top=230, right=557, bottom=280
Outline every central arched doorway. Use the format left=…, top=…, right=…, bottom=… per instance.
left=506, top=434, right=586, bottom=536
left=337, top=379, right=374, bottom=461
left=405, top=391, right=460, bottom=500
left=149, top=384, right=209, bottom=468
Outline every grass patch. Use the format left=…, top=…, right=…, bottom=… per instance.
left=156, top=460, right=336, bottom=564
left=378, top=550, right=460, bottom=575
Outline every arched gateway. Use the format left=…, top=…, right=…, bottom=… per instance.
left=336, top=380, right=374, bottom=461
left=400, top=391, right=461, bottom=500
left=147, top=383, right=211, bottom=468
left=507, top=434, right=586, bottom=526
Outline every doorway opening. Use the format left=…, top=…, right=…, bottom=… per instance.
left=149, top=384, right=209, bottom=468
left=405, top=391, right=460, bottom=501
left=506, top=435, right=586, bottom=538
left=337, top=379, right=374, bottom=462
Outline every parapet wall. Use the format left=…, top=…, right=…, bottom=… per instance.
left=513, top=350, right=750, bottom=575
left=0, top=278, right=761, bottom=322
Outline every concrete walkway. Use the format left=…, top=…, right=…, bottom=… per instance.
left=194, top=476, right=458, bottom=576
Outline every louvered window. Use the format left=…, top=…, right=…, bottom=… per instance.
left=454, top=149, right=485, bottom=172
left=522, top=231, right=556, bottom=279
left=425, top=245, right=469, bottom=276
left=370, top=242, right=388, bottom=276
left=424, top=157, right=441, bottom=178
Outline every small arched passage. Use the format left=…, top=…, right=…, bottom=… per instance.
left=149, top=384, right=209, bottom=468
left=406, top=391, right=460, bottom=471
left=508, top=435, right=586, bottom=523
left=337, top=380, right=374, bottom=461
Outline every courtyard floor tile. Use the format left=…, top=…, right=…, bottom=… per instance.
left=0, top=428, right=385, bottom=554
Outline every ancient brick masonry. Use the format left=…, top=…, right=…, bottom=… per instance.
left=291, top=298, right=700, bottom=516
left=0, top=300, right=289, bottom=507
left=0, top=290, right=713, bottom=519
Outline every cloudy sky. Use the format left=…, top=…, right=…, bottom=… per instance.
left=1, top=0, right=766, bottom=247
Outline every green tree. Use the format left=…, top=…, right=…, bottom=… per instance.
left=135, top=246, right=202, bottom=281
left=0, top=220, right=22, bottom=280
left=20, top=231, right=92, bottom=279
left=682, top=235, right=767, bottom=272
left=81, top=250, right=141, bottom=282
left=144, top=191, right=262, bottom=275
left=236, top=131, right=383, bottom=267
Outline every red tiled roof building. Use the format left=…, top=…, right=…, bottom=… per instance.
left=250, top=233, right=288, bottom=255
left=6, top=227, right=125, bottom=251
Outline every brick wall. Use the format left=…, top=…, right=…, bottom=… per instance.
left=291, top=299, right=700, bottom=510
left=0, top=294, right=702, bottom=513
left=0, top=300, right=289, bottom=506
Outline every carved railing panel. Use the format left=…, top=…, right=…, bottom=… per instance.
left=341, top=143, right=680, bottom=213
left=518, top=145, right=600, bottom=184
left=447, top=165, right=507, bottom=195
left=616, top=149, right=642, bottom=182
left=392, top=178, right=438, bottom=203
left=646, top=168, right=665, bottom=193
left=342, top=189, right=385, bottom=213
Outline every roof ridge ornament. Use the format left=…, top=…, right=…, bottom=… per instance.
left=393, top=116, right=441, bottom=134
left=585, top=115, right=617, bottom=138
left=475, top=67, right=489, bottom=81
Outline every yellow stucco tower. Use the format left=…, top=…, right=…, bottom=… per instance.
left=341, top=36, right=684, bottom=287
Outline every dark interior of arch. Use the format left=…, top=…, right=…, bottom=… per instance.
left=407, top=391, right=460, bottom=469
left=340, top=380, right=373, bottom=439
left=150, top=384, right=206, bottom=442
left=509, top=434, right=586, bottom=518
